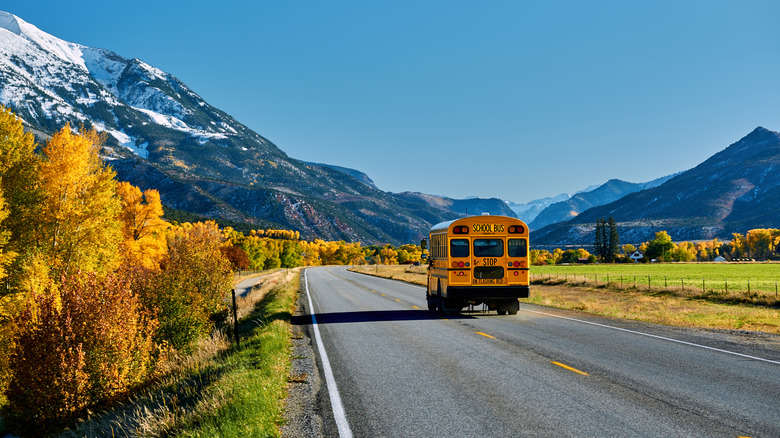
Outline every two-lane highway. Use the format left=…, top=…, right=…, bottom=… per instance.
left=300, top=266, right=780, bottom=437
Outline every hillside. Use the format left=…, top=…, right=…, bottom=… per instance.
left=0, top=11, right=465, bottom=244
left=533, top=127, right=780, bottom=245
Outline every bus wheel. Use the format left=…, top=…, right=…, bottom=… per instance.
left=508, top=310, right=518, bottom=315
left=496, top=309, right=507, bottom=315
left=426, top=293, right=438, bottom=311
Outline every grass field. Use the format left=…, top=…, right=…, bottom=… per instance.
left=533, top=262, right=780, bottom=300
left=350, top=264, right=780, bottom=334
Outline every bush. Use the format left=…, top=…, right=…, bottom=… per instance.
left=134, top=222, right=233, bottom=352
left=4, top=272, right=157, bottom=435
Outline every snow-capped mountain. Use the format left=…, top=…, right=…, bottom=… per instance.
left=528, top=174, right=677, bottom=230
left=0, top=11, right=463, bottom=244
left=506, top=193, right=570, bottom=224
left=0, top=10, right=274, bottom=166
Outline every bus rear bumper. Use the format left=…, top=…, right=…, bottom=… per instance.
left=445, top=285, right=530, bottom=300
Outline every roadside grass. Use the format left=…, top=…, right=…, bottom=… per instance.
left=350, top=265, right=780, bottom=334
left=58, top=269, right=299, bottom=438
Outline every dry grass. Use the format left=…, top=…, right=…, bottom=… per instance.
left=350, top=265, right=780, bottom=334
left=530, top=280, right=780, bottom=334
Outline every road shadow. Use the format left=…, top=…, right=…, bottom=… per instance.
left=292, top=309, right=477, bottom=325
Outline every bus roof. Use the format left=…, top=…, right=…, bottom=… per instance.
left=429, top=215, right=524, bottom=234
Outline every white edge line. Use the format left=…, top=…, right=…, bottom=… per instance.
left=304, top=269, right=354, bottom=438
left=521, top=308, right=780, bottom=365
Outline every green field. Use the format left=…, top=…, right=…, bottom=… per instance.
left=532, top=263, right=780, bottom=297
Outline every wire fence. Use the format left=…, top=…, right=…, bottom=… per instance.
left=531, top=272, right=780, bottom=299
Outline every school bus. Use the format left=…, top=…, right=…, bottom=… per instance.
left=423, top=215, right=529, bottom=315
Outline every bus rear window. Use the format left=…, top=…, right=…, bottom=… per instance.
left=473, top=239, right=503, bottom=257
left=450, top=239, right=469, bottom=258
left=508, top=238, right=527, bottom=257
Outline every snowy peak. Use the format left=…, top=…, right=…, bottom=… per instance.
left=0, top=11, right=87, bottom=70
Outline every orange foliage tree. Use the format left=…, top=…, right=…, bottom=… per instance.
left=37, top=125, right=122, bottom=280
left=117, top=182, right=169, bottom=269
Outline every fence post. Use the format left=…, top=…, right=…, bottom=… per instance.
left=725, top=279, right=728, bottom=294
left=232, top=288, right=240, bottom=347
left=664, top=276, right=667, bottom=287
left=702, top=278, right=705, bottom=293
left=647, top=275, right=650, bottom=290
left=748, top=280, right=750, bottom=294
left=681, top=277, right=684, bottom=292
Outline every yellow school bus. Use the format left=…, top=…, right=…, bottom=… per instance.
left=424, top=215, right=529, bottom=315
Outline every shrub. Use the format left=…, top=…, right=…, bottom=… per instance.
left=134, top=222, right=233, bottom=352
left=4, top=272, right=157, bottom=435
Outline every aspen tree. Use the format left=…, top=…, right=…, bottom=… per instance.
left=38, top=125, right=122, bottom=278
left=117, top=182, right=169, bottom=269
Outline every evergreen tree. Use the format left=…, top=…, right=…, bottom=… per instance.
left=607, top=217, right=620, bottom=262
left=594, top=218, right=607, bottom=262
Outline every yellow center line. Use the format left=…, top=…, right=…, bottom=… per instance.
left=411, top=305, right=420, bottom=309
left=394, top=298, right=401, bottom=302
left=381, top=293, right=386, bottom=296
left=475, top=331, right=496, bottom=339
left=551, top=361, right=589, bottom=376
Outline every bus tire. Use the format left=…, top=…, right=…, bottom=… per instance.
left=496, top=309, right=507, bottom=315
left=426, top=293, right=438, bottom=311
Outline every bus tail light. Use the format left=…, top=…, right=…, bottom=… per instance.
left=452, top=226, right=469, bottom=234
left=513, top=271, right=519, bottom=276
left=508, top=225, right=525, bottom=234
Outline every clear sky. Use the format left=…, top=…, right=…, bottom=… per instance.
left=5, top=1, right=780, bottom=203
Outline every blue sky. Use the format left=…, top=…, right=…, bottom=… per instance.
left=5, top=1, right=780, bottom=203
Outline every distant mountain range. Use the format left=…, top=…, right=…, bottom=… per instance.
left=525, top=174, right=676, bottom=230
left=533, top=127, right=780, bottom=245
left=0, top=11, right=516, bottom=244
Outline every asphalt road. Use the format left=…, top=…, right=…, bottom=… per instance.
left=299, top=266, right=780, bottom=438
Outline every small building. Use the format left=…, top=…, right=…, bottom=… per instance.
left=629, top=250, right=644, bottom=263
left=713, top=256, right=726, bottom=262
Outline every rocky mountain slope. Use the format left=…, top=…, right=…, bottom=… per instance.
left=533, top=127, right=780, bottom=245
